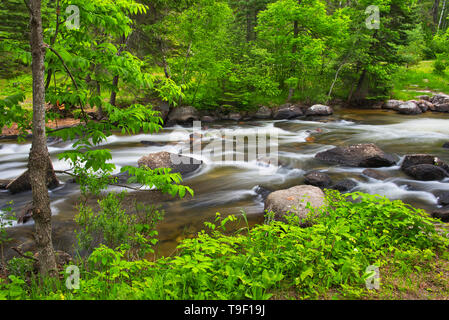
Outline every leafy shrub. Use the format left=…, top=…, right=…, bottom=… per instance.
left=2, top=191, right=448, bottom=300
left=75, top=192, right=164, bottom=260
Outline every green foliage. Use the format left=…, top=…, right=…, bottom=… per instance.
left=0, top=93, right=30, bottom=140
left=2, top=191, right=447, bottom=300
left=0, top=202, right=15, bottom=269
left=75, top=192, right=164, bottom=260
left=6, top=255, right=35, bottom=279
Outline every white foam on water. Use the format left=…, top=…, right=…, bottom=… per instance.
left=356, top=180, right=438, bottom=205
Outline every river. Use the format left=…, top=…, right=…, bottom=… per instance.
left=1, top=107, right=449, bottom=257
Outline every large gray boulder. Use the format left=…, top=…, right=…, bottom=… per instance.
left=315, top=143, right=397, bottom=168
left=397, top=101, right=422, bottom=115
left=383, top=100, right=404, bottom=111
left=264, top=185, right=325, bottom=227
left=137, top=151, right=202, bottom=175
left=166, top=106, right=200, bottom=124
left=430, top=94, right=449, bottom=112
left=305, top=104, right=333, bottom=116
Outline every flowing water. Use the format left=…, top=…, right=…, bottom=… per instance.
left=1, top=108, right=449, bottom=257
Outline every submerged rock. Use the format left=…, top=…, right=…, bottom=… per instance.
left=303, top=171, right=332, bottom=189
left=331, top=179, right=357, bottom=192
left=362, top=169, right=390, bottom=180
left=264, top=185, right=325, bottom=227
left=137, top=151, right=202, bottom=175
left=315, top=143, right=397, bottom=168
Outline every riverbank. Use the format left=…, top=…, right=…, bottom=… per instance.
left=2, top=190, right=448, bottom=300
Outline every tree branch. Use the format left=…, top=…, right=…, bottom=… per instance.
left=44, top=44, right=89, bottom=123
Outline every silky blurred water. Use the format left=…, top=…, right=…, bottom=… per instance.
left=1, top=107, right=449, bottom=256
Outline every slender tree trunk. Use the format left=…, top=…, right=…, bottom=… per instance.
left=287, top=0, right=302, bottom=101
left=109, top=35, right=128, bottom=107
left=28, top=0, right=58, bottom=276
left=438, top=0, right=447, bottom=31
left=432, top=0, right=441, bottom=27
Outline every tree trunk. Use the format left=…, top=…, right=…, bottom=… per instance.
left=438, top=0, right=447, bottom=31
left=432, top=0, right=441, bottom=27
left=28, top=0, right=58, bottom=276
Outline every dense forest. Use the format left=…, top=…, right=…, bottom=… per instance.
left=1, top=0, right=449, bottom=302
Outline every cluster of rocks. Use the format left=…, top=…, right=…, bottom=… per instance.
left=262, top=144, right=449, bottom=226
left=162, top=103, right=334, bottom=125
left=383, top=93, right=449, bottom=115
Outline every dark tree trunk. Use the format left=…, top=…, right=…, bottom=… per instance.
left=432, top=0, right=440, bottom=26
left=28, top=0, right=58, bottom=276
left=109, top=75, right=119, bottom=106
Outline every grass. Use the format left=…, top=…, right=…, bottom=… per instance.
left=391, top=60, right=449, bottom=100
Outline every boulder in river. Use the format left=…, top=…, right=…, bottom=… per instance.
left=254, top=106, right=272, bottom=119
left=433, top=190, right=449, bottom=206
left=432, top=206, right=449, bottom=222
left=6, top=165, right=59, bottom=194
left=383, top=100, right=404, bottom=111
left=273, top=103, right=303, bottom=120
left=416, top=99, right=434, bottom=112
left=430, top=93, right=449, bottom=112
left=401, top=154, right=449, bottom=174
left=362, top=168, right=390, bottom=180
left=264, top=185, right=325, bottom=227
left=331, top=179, right=357, bottom=192
left=303, top=171, right=332, bottom=189
left=166, top=106, right=200, bottom=124
left=403, top=164, right=447, bottom=181
left=137, top=151, right=202, bottom=175
left=305, top=104, right=333, bottom=116
left=397, top=101, right=422, bottom=115
left=315, top=143, right=397, bottom=168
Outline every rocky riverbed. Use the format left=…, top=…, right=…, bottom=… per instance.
left=1, top=103, right=449, bottom=260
